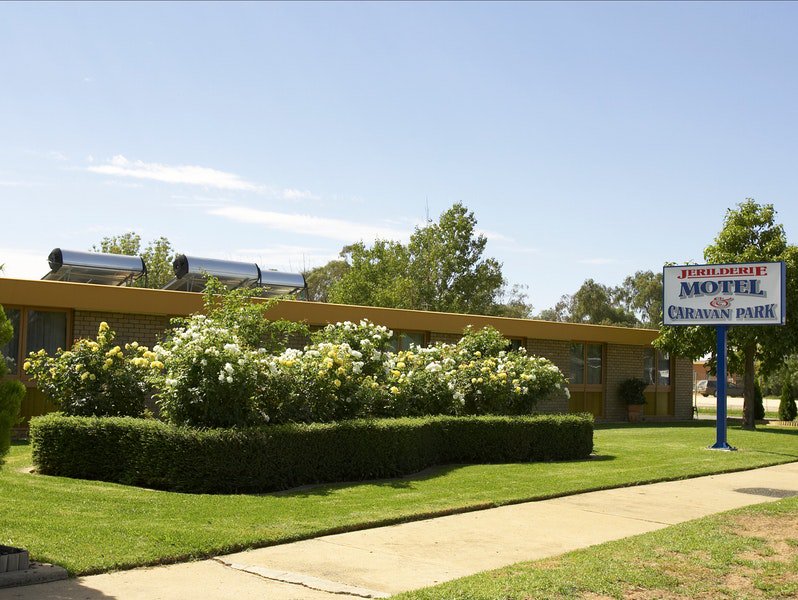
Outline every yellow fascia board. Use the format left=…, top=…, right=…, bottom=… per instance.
left=0, top=278, right=658, bottom=347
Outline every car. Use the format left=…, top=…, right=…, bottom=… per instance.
left=697, top=379, right=745, bottom=397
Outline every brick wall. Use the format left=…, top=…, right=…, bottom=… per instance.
left=674, top=357, right=694, bottom=420
left=73, top=311, right=171, bottom=349
left=526, top=339, right=570, bottom=413
left=605, top=344, right=648, bottom=421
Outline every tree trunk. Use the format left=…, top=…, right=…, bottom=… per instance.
left=742, top=342, right=757, bottom=430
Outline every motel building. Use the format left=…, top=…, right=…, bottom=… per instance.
left=0, top=250, right=694, bottom=430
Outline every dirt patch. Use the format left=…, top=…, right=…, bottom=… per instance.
left=727, top=513, right=798, bottom=563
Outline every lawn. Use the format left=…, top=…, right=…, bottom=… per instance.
left=393, top=492, right=798, bottom=599
left=1, top=422, right=797, bottom=576
left=695, top=406, right=782, bottom=420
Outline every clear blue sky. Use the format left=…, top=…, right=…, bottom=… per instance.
left=1, top=2, right=796, bottom=311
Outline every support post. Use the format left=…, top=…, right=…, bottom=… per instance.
left=710, top=325, right=736, bottom=450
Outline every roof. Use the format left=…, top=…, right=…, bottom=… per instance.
left=0, top=277, right=659, bottom=346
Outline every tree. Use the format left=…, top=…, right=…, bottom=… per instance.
left=327, top=203, right=507, bottom=315
left=304, top=259, right=350, bottom=302
left=407, top=203, right=505, bottom=314
left=92, top=233, right=177, bottom=289
left=656, top=200, right=798, bottom=430
left=328, top=241, right=418, bottom=309
left=494, top=284, right=534, bottom=319
left=619, top=270, right=663, bottom=327
left=538, top=279, right=638, bottom=326
left=0, top=305, right=25, bottom=459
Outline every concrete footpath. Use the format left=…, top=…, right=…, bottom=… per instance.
left=3, top=462, right=798, bottom=600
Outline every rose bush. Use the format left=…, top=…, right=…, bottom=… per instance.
left=24, top=322, right=152, bottom=417
left=150, top=314, right=269, bottom=428
left=258, top=324, right=568, bottom=423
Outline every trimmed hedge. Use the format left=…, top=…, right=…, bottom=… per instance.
left=30, top=413, right=594, bottom=494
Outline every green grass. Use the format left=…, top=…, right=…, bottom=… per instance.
left=696, top=406, right=782, bottom=420
left=1, top=422, right=797, bottom=576
left=394, top=493, right=798, bottom=599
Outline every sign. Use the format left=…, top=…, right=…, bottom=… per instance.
left=663, top=262, right=786, bottom=326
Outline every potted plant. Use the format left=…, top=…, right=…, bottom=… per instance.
left=618, top=377, right=647, bottom=423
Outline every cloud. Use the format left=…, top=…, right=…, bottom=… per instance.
left=208, top=206, right=411, bottom=243
left=280, top=188, right=319, bottom=202
left=87, top=155, right=263, bottom=192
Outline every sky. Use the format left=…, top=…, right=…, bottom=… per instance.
left=1, top=2, right=797, bottom=312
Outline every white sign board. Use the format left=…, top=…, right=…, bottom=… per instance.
left=663, top=262, right=786, bottom=326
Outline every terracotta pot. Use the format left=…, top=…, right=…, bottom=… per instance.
left=628, top=404, right=643, bottom=423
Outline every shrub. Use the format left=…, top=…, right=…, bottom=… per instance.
left=456, top=325, right=511, bottom=357
left=23, top=322, right=150, bottom=417
left=150, top=277, right=309, bottom=428
left=776, top=356, right=798, bottom=422
left=151, top=315, right=269, bottom=428
left=754, top=380, right=765, bottom=420
left=778, top=381, right=797, bottom=421
left=199, top=276, right=308, bottom=352
left=259, top=325, right=569, bottom=423
left=0, top=306, right=24, bottom=458
left=617, top=378, right=647, bottom=406
left=30, top=413, right=594, bottom=493
left=257, top=343, right=381, bottom=423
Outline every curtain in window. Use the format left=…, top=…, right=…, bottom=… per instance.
left=26, top=311, right=67, bottom=357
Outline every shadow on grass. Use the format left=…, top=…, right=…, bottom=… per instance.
left=273, top=463, right=464, bottom=497
left=744, top=425, right=798, bottom=438
left=271, top=454, right=616, bottom=498
left=595, top=420, right=716, bottom=431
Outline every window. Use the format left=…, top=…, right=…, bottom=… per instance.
left=1, top=307, right=70, bottom=378
left=568, top=342, right=605, bottom=418
left=642, top=348, right=671, bottom=388
left=389, top=330, right=427, bottom=352
left=569, top=342, right=603, bottom=386
left=642, top=348, right=673, bottom=416
left=506, top=338, right=525, bottom=352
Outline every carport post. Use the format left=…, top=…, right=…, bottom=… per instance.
left=711, top=325, right=735, bottom=450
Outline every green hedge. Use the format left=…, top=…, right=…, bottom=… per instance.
left=30, top=413, right=594, bottom=494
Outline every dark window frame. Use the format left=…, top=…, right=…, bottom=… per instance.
left=1, top=305, right=72, bottom=383
left=568, top=341, right=605, bottom=391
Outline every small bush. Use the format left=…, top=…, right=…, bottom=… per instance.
left=0, top=305, right=24, bottom=458
left=30, top=413, right=594, bottom=494
left=754, top=380, right=765, bottom=420
left=778, top=381, right=797, bottom=421
left=617, top=378, right=647, bottom=406
left=23, top=322, right=150, bottom=417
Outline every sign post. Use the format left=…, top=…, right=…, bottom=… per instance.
left=711, top=324, right=731, bottom=450
left=663, top=262, right=786, bottom=451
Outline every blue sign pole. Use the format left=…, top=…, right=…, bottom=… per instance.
left=710, top=325, right=735, bottom=450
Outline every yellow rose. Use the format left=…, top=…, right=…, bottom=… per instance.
left=23, top=361, right=31, bottom=371
left=390, top=386, right=399, bottom=395
left=80, top=372, right=89, bottom=381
